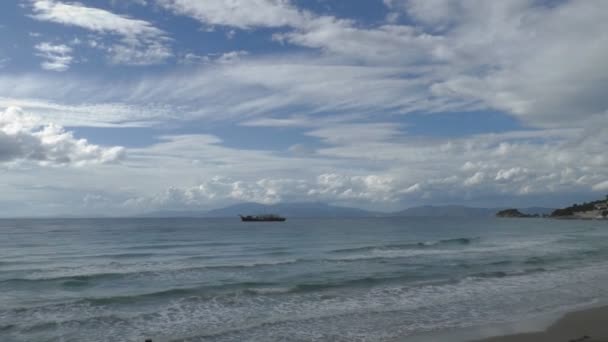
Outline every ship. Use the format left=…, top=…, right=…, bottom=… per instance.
left=239, top=214, right=286, bottom=222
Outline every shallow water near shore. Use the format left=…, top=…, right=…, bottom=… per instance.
left=1, top=217, right=608, bottom=342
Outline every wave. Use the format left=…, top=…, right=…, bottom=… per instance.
left=0, top=272, right=127, bottom=288
left=0, top=259, right=304, bottom=286
left=5, top=244, right=603, bottom=293
left=488, top=260, right=513, bottom=266
left=87, top=252, right=160, bottom=259
left=4, top=273, right=437, bottom=313
left=18, top=314, right=129, bottom=334
left=287, top=274, right=433, bottom=294
left=522, top=248, right=603, bottom=266
left=330, top=237, right=480, bottom=254
left=0, top=324, right=15, bottom=332
left=126, top=241, right=237, bottom=250
left=470, top=268, right=547, bottom=279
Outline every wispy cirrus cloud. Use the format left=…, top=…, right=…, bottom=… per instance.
left=0, top=96, right=179, bottom=127
left=17, top=0, right=608, bottom=129
left=155, top=0, right=308, bottom=29
left=0, top=60, right=473, bottom=126
left=28, top=0, right=172, bottom=65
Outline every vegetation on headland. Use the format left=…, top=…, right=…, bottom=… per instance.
left=496, top=195, right=608, bottom=219
left=496, top=209, right=538, bottom=218
left=550, top=195, right=608, bottom=219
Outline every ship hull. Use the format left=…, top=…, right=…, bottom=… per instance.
left=240, top=217, right=286, bottom=222
left=239, top=215, right=286, bottom=222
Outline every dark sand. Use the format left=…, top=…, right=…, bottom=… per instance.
left=473, top=305, right=608, bottom=342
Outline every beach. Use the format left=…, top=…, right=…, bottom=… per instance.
left=473, top=305, right=608, bottom=342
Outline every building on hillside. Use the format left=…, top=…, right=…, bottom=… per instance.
left=594, top=202, right=608, bottom=210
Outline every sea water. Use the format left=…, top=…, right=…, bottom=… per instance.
left=1, top=217, right=608, bottom=341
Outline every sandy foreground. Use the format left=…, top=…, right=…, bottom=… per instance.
left=471, top=305, right=608, bottom=342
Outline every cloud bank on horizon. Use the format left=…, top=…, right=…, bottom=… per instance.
left=0, top=0, right=607, bottom=216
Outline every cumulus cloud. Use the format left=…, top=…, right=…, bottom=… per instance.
left=34, top=42, right=73, bottom=71
left=125, top=173, right=400, bottom=211
left=29, top=0, right=171, bottom=65
left=1, top=118, right=605, bottom=215
left=0, top=106, right=124, bottom=165
left=463, top=172, right=485, bottom=187
left=495, top=167, right=528, bottom=182
left=114, top=113, right=607, bottom=210
left=310, top=174, right=398, bottom=202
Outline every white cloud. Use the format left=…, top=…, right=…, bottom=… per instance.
left=2, top=0, right=608, bottom=214
left=0, top=97, right=175, bottom=127
left=216, top=50, right=249, bottom=64
left=20, top=0, right=608, bottom=129
left=241, top=116, right=314, bottom=128
left=408, top=0, right=608, bottom=128
left=34, top=42, right=73, bottom=71
left=0, top=106, right=124, bottom=165
left=253, top=0, right=608, bottom=128
left=107, top=40, right=171, bottom=65
left=464, top=172, right=485, bottom=187
left=125, top=173, right=400, bottom=211
left=178, top=51, right=249, bottom=65
left=16, top=0, right=607, bottom=129
left=29, top=0, right=172, bottom=65
left=0, top=117, right=606, bottom=215
left=310, top=174, right=398, bottom=202
left=274, top=18, right=442, bottom=66
left=155, top=0, right=307, bottom=29
left=30, top=0, right=164, bottom=40
left=0, top=60, right=474, bottom=126
left=118, top=117, right=607, bottom=211
left=178, top=52, right=210, bottom=65
left=495, top=167, right=528, bottom=182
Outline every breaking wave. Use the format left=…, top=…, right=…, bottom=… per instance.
left=330, top=237, right=480, bottom=254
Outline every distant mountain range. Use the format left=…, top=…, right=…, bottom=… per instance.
left=141, top=202, right=555, bottom=218
left=143, top=202, right=375, bottom=218
left=206, top=202, right=375, bottom=218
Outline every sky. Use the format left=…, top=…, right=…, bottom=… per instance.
left=0, top=0, right=607, bottom=217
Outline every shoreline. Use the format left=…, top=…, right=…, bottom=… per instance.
left=470, top=305, right=608, bottom=342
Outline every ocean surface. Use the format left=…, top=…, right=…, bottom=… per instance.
left=1, top=217, right=608, bottom=342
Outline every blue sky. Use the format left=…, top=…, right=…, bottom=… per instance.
left=0, top=0, right=607, bottom=216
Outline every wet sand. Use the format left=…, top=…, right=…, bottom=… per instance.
left=473, top=305, right=608, bottom=342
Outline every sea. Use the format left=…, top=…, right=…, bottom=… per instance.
left=1, top=217, right=608, bottom=342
